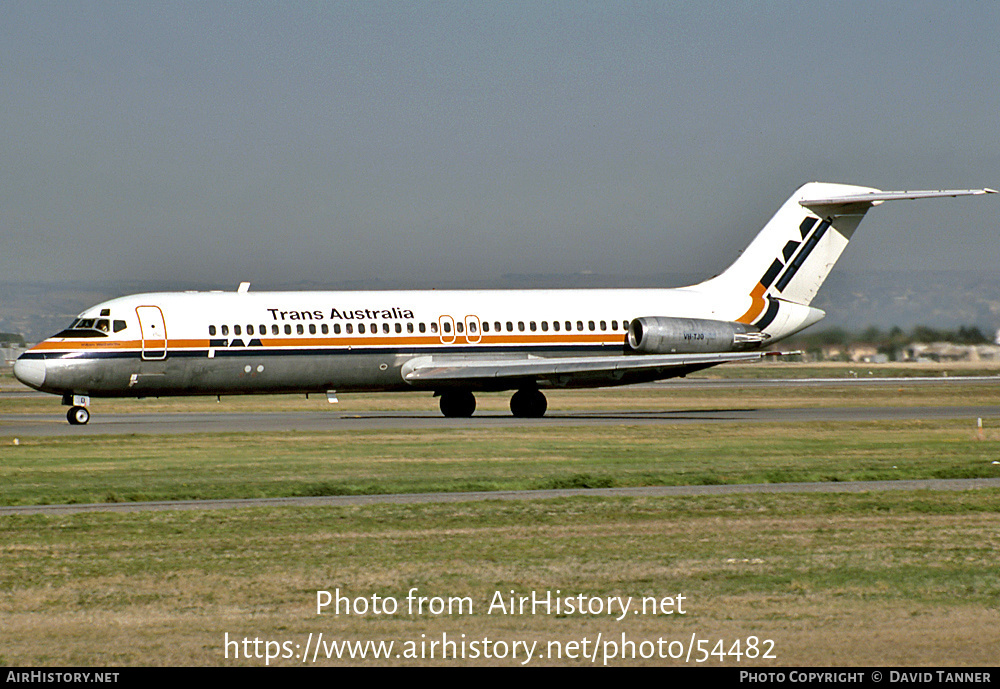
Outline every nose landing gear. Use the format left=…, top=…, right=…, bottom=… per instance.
left=67, top=406, right=90, bottom=425
left=63, top=394, right=91, bottom=425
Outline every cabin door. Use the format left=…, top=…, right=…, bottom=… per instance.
left=136, top=305, right=168, bottom=360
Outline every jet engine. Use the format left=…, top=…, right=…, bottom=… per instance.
left=627, top=317, right=769, bottom=354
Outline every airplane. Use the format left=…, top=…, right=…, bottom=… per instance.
left=13, top=182, right=996, bottom=425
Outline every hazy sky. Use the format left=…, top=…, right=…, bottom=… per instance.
left=3, top=2, right=999, bottom=289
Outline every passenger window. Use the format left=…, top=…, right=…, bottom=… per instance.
left=371, top=323, right=376, bottom=333
left=346, top=324, right=353, bottom=334
left=419, top=323, right=426, bottom=333
left=222, top=325, right=229, bottom=336
left=395, top=323, right=402, bottom=334
left=529, top=321, right=536, bottom=332
left=495, top=322, right=501, bottom=332
left=482, top=322, right=489, bottom=333
left=322, top=324, right=328, bottom=334
left=541, top=321, right=548, bottom=331
left=209, top=325, right=216, bottom=336
left=518, top=322, right=525, bottom=332
left=309, top=324, right=316, bottom=335
left=611, top=320, right=618, bottom=331
left=234, top=325, right=242, bottom=336
left=284, top=324, right=291, bottom=335
left=576, top=321, right=583, bottom=331
left=297, top=324, right=304, bottom=335
left=333, top=324, right=340, bottom=334
left=456, top=322, right=464, bottom=334
left=407, top=323, right=413, bottom=334
left=589, top=321, right=595, bottom=331
left=247, top=325, right=254, bottom=336
left=260, top=324, right=266, bottom=334
left=553, top=321, right=560, bottom=332
left=431, top=322, right=438, bottom=333
left=469, top=321, right=477, bottom=333
left=600, top=320, right=606, bottom=331
left=272, top=324, right=279, bottom=335
left=359, top=324, right=366, bottom=334
left=566, top=321, right=572, bottom=331
left=443, top=322, right=451, bottom=333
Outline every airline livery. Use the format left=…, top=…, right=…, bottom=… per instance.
left=13, top=182, right=996, bottom=424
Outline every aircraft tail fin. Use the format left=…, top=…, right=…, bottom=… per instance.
left=696, top=183, right=996, bottom=336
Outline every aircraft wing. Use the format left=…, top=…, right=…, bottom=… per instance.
left=402, top=350, right=787, bottom=386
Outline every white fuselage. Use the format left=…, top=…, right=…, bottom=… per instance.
left=15, top=283, right=785, bottom=399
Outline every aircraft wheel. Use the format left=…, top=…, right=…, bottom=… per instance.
left=510, top=389, right=547, bottom=418
left=439, top=390, right=476, bottom=418
left=67, top=406, right=90, bottom=425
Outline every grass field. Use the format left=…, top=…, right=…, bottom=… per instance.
left=1, top=492, right=998, bottom=666
left=2, top=420, right=1000, bottom=506
left=1, top=364, right=999, bottom=666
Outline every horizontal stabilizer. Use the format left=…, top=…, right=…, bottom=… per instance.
left=801, top=188, right=997, bottom=214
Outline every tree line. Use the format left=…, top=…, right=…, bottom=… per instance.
left=783, top=325, right=993, bottom=353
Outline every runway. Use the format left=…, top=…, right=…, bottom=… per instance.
left=3, top=376, right=998, bottom=516
left=3, top=478, right=999, bottom=516
left=3, top=402, right=1000, bottom=436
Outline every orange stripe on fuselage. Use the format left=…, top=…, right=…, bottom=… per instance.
left=31, top=339, right=140, bottom=351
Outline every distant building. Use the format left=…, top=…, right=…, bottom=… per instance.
left=847, top=345, right=885, bottom=363
left=817, top=344, right=887, bottom=363
left=902, top=342, right=1000, bottom=362
left=1, top=333, right=27, bottom=367
left=2, top=345, right=27, bottom=367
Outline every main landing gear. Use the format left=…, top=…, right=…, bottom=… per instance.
left=438, top=388, right=548, bottom=418
left=509, top=388, right=547, bottom=418
left=438, top=390, right=476, bottom=417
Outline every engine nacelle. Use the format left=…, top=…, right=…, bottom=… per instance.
left=627, top=316, right=769, bottom=354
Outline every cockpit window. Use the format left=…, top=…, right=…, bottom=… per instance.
left=55, top=317, right=109, bottom=339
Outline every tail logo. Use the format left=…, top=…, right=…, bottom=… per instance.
left=736, top=215, right=830, bottom=328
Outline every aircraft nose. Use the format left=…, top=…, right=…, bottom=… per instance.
left=13, top=357, right=46, bottom=390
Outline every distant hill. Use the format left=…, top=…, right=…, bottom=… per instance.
left=2, top=271, right=998, bottom=344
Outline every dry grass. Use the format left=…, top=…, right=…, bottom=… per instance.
left=2, top=494, right=998, bottom=666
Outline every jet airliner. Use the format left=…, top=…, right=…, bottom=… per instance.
left=13, top=182, right=996, bottom=424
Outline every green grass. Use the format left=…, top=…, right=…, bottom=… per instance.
left=2, top=421, right=1000, bottom=506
